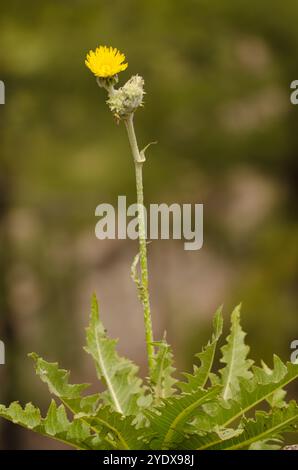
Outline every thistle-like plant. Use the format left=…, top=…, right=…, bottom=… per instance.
left=0, top=46, right=297, bottom=450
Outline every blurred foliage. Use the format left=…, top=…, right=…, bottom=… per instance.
left=0, top=0, right=297, bottom=448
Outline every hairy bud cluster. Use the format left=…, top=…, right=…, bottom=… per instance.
left=107, top=75, right=145, bottom=118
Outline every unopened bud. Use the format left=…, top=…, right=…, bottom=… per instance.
left=107, top=75, right=145, bottom=118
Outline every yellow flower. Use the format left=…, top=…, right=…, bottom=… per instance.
left=85, top=46, right=128, bottom=78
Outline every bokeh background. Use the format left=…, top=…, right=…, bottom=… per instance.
left=0, top=0, right=297, bottom=449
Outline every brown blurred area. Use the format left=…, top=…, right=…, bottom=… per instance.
left=0, top=0, right=297, bottom=448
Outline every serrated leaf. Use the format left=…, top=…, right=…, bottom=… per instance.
left=29, top=353, right=102, bottom=417
left=44, top=400, right=69, bottom=435
left=207, top=402, right=298, bottom=450
left=260, top=359, right=287, bottom=408
left=84, top=294, right=144, bottom=416
left=179, top=402, right=298, bottom=450
left=42, top=402, right=98, bottom=449
left=29, top=353, right=90, bottom=400
left=178, top=306, right=223, bottom=392
left=0, top=402, right=41, bottom=430
left=1, top=301, right=297, bottom=451
left=0, top=400, right=98, bottom=450
left=249, top=439, right=282, bottom=450
left=267, top=389, right=287, bottom=408
left=194, top=358, right=298, bottom=449
left=78, top=406, right=147, bottom=450
left=151, top=336, right=177, bottom=403
left=175, top=425, right=244, bottom=450
left=220, top=304, right=253, bottom=400
left=144, top=386, right=221, bottom=449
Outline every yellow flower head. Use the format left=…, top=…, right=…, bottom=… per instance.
left=85, top=46, right=128, bottom=78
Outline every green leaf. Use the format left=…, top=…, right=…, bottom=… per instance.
left=178, top=306, right=223, bottom=392
left=175, top=426, right=244, bottom=450
left=29, top=352, right=108, bottom=447
left=267, top=389, right=287, bottom=408
left=29, top=352, right=102, bottom=419
left=79, top=406, right=147, bottom=450
left=194, top=358, right=298, bottom=449
left=0, top=402, right=41, bottom=430
left=260, top=360, right=287, bottom=408
left=84, top=294, right=144, bottom=416
left=208, top=402, right=298, bottom=450
left=145, top=386, right=221, bottom=449
left=220, top=304, right=253, bottom=400
left=151, top=336, right=177, bottom=403
left=179, top=401, right=298, bottom=450
left=44, top=400, right=69, bottom=435
left=29, top=352, right=90, bottom=401
left=1, top=301, right=297, bottom=451
left=0, top=401, right=98, bottom=450
left=249, top=439, right=283, bottom=450
left=44, top=400, right=94, bottom=447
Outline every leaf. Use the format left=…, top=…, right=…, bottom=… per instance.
left=194, top=358, right=298, bottom=449
left=0, top=355, right=124, bottom=449
left=44, top=400, right=70, bottom=435
left=79, top=406, right=147, bottom=450
left=151, top=336, right=177, bottom=403
left=261, top=360, right=287, bottom=408
left=139, top=141, right=157, bottom=162
left=29, top=353, right=90, bottom=401
left=0, top=402, right=41, bottom=430
left=144, top=386, right=221, bottom=449
left=175, top=426, right=244, bottom=450
left=206, top=401, right=298, bottom=450
left=220, top=304, right=253, bottom=400
left=84, top=294, right=144, bottom=416
left=178, top=306, right=223, bottom=392
left=43, top=400, right=94, bottom=447
left=267, top=389, right=287, bottom=408
left=1, top=302, right=297, bottom=451
left=29, top=352, right=102, bottom=419
left=0, top=401, right=98, bottom=450
left=179, top=401, right=298, bottom=450
left=249, top=439, right=283, bottom=450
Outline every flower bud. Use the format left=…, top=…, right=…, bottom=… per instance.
left=107, top=75, right=145, bottom=118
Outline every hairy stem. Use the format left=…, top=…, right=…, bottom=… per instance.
left=124, top=113, right=155, bottom=377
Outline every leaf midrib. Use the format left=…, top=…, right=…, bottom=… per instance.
left=197, top=369, right=298, bottom=450
left=226, top=413, right=298, bottom=450
left=162, top=389, right=217, bottom=449
left=94, top=328, right=124, bottom=415
left=222, top=325, right=237, bottom=401
left=93, top=416, right=130, bottom=450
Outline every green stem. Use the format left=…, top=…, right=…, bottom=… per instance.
left=124, top=113, right=155, bottom=377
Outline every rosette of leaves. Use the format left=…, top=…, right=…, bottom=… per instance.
left=0, top=296, right=297, bottom=450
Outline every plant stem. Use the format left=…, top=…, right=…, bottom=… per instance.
left=124, top=113, right=155, bottom=377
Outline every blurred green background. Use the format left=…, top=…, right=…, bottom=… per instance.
left=0, top=0, right=297, bottom=449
